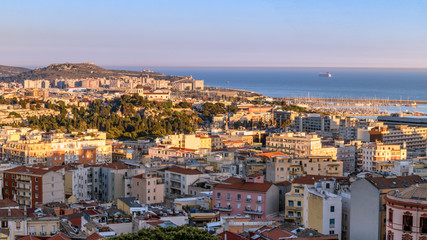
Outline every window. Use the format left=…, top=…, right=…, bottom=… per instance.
left=16, top=221, right=21, bottom=230
left=5, top=174, right=8, bottom=178
left=41, top=225, right=46, bottom=234
left=148, top=196, right=150, bottom=201
left=35, top=185, right=38, bottom=190
left=295, top=188, right=299, bottom=193
left=329, top=230, right=335, bottom=235
left=4, top=182, right=7, bottom=186
left=154, top=188, right=155, bottom=193
left=30, top=226, right=35, bottom=235
left=237, top=194, right=241, bottom=201
left=330, top=206, right=335, bottom=212
left=226, top=193, right=231, bottom=200
left=330, top=218, right=335, bottom=227
left=216, top=192, right=221, bottom=199
left=288, top=200, right=294, bottom=207
left=153, top=196, right=155, bottom=200
left=288, top=211, right=294, bottom=217
left=148, top=189, right=150, bottom=193
left=257, top=196, right=262, bottom=203
left=388, top=209, right=393, bottom=223
left=421, top=217, right=427, bottom=234
left=148, top=181, right=150, bottom=186
left=12, top=174, right=15, bottom=179
left=35, top=193, right=39, bottom=198
left=246, top=194, right=252, bottom=202
left=35, top=178, right=38, bottom=182
left=402, top=214, right=413, bottom=232
left=297, top=201, right=301, bottom=207
left=237, top=203, right=241, bottom=209
left=52, top=225, right=56, bottom=233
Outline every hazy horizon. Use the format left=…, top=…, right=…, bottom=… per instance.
left=2, top=0, right=426, bottom=68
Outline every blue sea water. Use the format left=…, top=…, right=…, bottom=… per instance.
left=118, top=67, right=427, bottom=101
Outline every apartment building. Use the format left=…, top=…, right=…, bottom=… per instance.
left=131, top=173, right=165, bottom=205
left=165, top=167, right=207, bottom=195
left=266, top=132, right=322, bottom=157
left=97, top=163, right=144, bottom=202
left=349, top=175, right=423, bottom=240
left=361, top=142, right=407, bottom=172
left=212, top=174, right=279, bottom=220
left=303, top=184, right=342, bottom=239
left=285, top=175, right=347, bottom=225
left=2, top=129, right=112, bottom=166
left=266, top=155, right=344, bottom=183
left=294, top=114, right=341, bottom=138
left=64, top=164, right=93, bottom=200
left=385, top=183, right=427, bottom=240
left=2, top=166, right=65, bottom=207
left=370, top=125, right=427, bottom=156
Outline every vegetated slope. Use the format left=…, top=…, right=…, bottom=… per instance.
left=0, top=65, right=31, bottom=78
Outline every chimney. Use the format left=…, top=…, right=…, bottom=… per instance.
left=8, top=208, right=11, bottom=216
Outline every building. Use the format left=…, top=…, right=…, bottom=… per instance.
left=266, top=132, right=322, bottom=157
left=285, top=175, right=347, bottom=225
left=303, top=183, right=342, bottom=239
left=131, top=173, right=165, bottom=205
left=165, top=167, right=207, bottom=195
left=266, top=155, right=344, bottom=183
left=2, top=166, right=65, bottom=207
left=117, top=197, right=147, bottom=215
left=361, top=142, right=407, bottom=173
left=0, top=208, right=26, bottom=240
left=294, top=114, right=341, bottom=138
left=370, top=125, right=427, bottom=157
left=64, top=164, right=92, bottom=200
left=385, top=183, right=427, bottom=240
left=349, top=175, right=424, bottom=240
left=212, top=174, right=279, bottom=220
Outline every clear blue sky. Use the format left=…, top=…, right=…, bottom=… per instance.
left=1, top=0, right=426, bottom=68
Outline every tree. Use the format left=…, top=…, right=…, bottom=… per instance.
left=111, top=226, right=219, bottom=240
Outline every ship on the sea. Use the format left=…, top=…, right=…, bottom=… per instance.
left=319, top=72, right=332, bottom=77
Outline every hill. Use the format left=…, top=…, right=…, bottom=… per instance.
left=0, top=63, right=183, bottom=83
left=0, top=65, right=31, bottom=78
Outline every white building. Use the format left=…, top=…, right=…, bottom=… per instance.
left=165, top=167, right=208, bottom=195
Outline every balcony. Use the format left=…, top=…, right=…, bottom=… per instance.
left=17, top=186, right=31, bottom=192
left=243, top=208, right=263, bottom=215
left=246, top=198, right=252, bottom=202
left=256, top=200, right=263, bottom=204
left=214, top=206, right=232, bottom=212
left=16, top=178, right=30, bottom=183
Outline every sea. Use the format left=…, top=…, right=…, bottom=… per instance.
left=110, top=67, right=427, bottom=115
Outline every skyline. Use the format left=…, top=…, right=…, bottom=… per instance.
left=1, top=0, right=427, bottom=68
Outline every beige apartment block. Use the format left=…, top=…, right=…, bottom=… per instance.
left=131, top=173, right=165, bottom=205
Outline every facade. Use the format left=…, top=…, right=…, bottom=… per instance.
left=212, top=174, right=279, bottom=220
left=3, top=166, right=65, bottom=207
left=370, top=125, right=427, bottom=156
left=303, top=184, right=342, bottom=239
left=385, top=183, right=427, bottom=240
left=266, top=155, right=344, bottom=183
left=0, top=208, right=27, bottom=240
left=64, top=164, right=92, bottom=200
left=131, top=173, right=165, bottom=205
left=349, top=175, right=423, bottom=240
left=266, top=132, right=322, bottom=157
left=165, top=167, right=207, bottom=195
left=361, top=142, right=407, bottom=172
left=294, top=114, right=341, bottom=138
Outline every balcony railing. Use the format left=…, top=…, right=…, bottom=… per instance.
left=214, top=206, right=232, bottom=212
left=246, top=198, right=252, bottom=202
left=243, top=208, right=263, bottom=215
left=256, top=200, right=263, bottom=203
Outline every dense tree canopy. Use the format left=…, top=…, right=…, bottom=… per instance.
left=111, top=226, right=219, bottom=240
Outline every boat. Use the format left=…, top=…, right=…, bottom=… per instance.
left=405, top=102, right=418, bottom=107
left=319, top=72, right=332, bottom=77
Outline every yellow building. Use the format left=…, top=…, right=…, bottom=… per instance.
left=285, top=175, right=347, bottom=225
left=266, top=155, right=343, bottom=183
left=266, top=132, right=322, bottom=157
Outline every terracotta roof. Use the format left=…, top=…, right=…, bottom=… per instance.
left=260, top=228, right=295, bottom=240
left=0, top=209, right=25, bottom=218
left=5, top=166, right=51, bottom=175
left=247, top=173, right=264, bottom=178
left=167, top=167, right=203, bottom=175
left=0, top=199, right=19, bottom=208
left=217, top=231, right=249, bottom=240
left=86, top=232, right=104, bottom=240
left=366, top=175, right=424, bottom=189
left=255, top=152, right=289, bottom=159
left=50, top=166, right=66, bottom=171
left=214, top=177, right=273, bottom=192
left=17, top=236, right=42, bottom=240
left=83, top=209, right=105, bottom=216
left=394, top=183, right=427, bottom=200
left=48, top=233, right=72, bottom=240
left=275, top=181, right=292, bottom=186
left=292, top=175, right=348, bottom=185
left=100, top=162, right=136, bottom=170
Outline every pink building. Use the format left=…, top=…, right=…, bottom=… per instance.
left=131, top=173, right=165, bottom=205
left=385, top=183, right=427, bottom=240
left=212, top=174, right=279, bottom=220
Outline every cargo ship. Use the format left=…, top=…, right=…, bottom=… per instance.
left=319, top=72, right=332, bottom=77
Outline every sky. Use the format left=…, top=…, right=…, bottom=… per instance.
left=1, top=0, right=426, bottom=68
